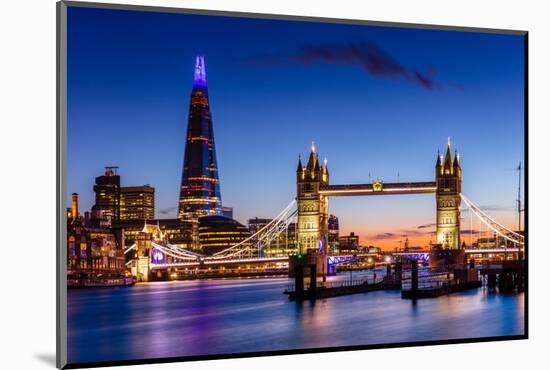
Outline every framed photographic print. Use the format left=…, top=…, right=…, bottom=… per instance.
left=56, top=1, right=527, bottom=368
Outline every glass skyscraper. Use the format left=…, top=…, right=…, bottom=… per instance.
left=177, top=56, right=222, bottom=221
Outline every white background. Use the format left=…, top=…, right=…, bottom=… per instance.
left=1, top=0, right=548, bottom=369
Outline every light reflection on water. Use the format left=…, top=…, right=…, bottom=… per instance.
left=67, top=271, right=524, bottom=363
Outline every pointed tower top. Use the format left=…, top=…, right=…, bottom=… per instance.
left=323, top=157, right=329, bottom=177
left=447, top=136, right=451, bottom=147
left=314, top=154, right=321, bottom=172
left=436, top=149, right=442, bottom=167
left=454, top=149, right=461, bottom=167
left=297, top=155, right=303, bottom=172
left=444, top=139, right=453, bottom=170
left=193, top=55, right=207, bottom=89
left=306, top=142, right=317, bottom=172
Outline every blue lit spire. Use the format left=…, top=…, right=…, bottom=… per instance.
left=178, top=55, right=221, bottom=221
left=193, top=55, right=207, bottom=90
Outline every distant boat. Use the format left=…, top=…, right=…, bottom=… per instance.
left=68, top=272, right=136, bottom=288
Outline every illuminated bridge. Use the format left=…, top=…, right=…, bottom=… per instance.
left=125, top=140, right=524, bottom=280
left=124, top=191, right=523, bottom=279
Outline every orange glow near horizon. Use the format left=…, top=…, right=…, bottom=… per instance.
left=338, top=213, right=523, bottom=252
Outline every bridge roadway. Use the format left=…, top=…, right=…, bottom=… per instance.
left=394, top=248, right=519, bottom=256
left=150, top=248, right=519, bottom=270
left=150, top=253, right=378, bottom=270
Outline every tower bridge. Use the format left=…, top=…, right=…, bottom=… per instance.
left=295, top=138, right=462, bottom=258
left=126, top=140, right=524, bottom=282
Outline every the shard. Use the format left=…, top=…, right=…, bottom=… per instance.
left=177, top=55, right=222, bottom=221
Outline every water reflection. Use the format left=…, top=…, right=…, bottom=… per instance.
left=68, top=272, right=524, bottom=364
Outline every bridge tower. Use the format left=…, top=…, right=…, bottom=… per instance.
left=296, top=143, right=329, bottom=255
left=435, top=139, right=462, bottom=249
left=132, top=222, right=157, bottom=281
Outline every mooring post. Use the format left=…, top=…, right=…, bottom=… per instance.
left=309, top=264, right=317, bottom=294
left=395, top=262, right=403, bottom=288
left=411, top=260, right=419, bottom=292
left=295, top=264, right=304, bottom=297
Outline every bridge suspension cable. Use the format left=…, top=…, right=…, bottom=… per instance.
left=127, top=200, right=298, bottom=263
left=460, top=194, right=524, bottom=245
left=124, top=244, right=136, bottom=254
left=151, top=242, right=201, bottom=260
left=211, top=200, right=297, bottom=259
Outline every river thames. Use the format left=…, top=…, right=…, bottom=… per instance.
left=67, top=271, right=524, bottom=364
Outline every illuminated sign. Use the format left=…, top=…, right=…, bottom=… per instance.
left=373, top=180, right=383, bottom=192
left=152, top=249, right=165, bottom=264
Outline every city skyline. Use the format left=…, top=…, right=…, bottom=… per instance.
left=67, top=7, right=525, bottom=249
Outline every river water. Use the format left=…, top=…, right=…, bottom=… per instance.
left=67, top=271, right=524, bottom=364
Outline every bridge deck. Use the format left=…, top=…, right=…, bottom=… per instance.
left=319, top=182, right=437, bottom=196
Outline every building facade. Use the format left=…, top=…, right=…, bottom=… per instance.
left=221, top=206, right=233, bottom=219
left=112, top=219, right=197, bottom=250
left=120, top=185, right=155, bottom=221
left=328, top=214, right=339, bottom=254
left=198, top=216, right=250, bottom=255
left=91, top=166, right=121, bottom=222
left=67, top=194, right=125, bottom=276
left=435, top=139, right=462, bottom=249
left=338, top=232, right=360, bottom=253
left=178, top=55, right=223, bottom=221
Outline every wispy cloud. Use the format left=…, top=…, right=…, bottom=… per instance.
left=372, top=232, right=399, bottom=240
left=159, top=206, right=177, bottom=215
left=371, top=229, right=431, bottom=240
left=417, top=223, right=436, bottom=229
left=249, top=42, right=455, bottom=90
left=460, top=229, right=484, bottom=235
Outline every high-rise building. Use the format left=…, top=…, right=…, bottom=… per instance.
left=221, top=206, right=233, bottom=219
left=178, top=56, right=222, bottom=221
left=328, top=214, right=339, bottom=253
left=92, top=166, right=121, bottom=222
left=120, top=185, right=155, bottom=221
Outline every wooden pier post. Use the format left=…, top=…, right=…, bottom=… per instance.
left=411, top=260, right=419, bottom=292
left=295, top=264, right=304, bottom=297
left=309, top=264, right=317, bottom=295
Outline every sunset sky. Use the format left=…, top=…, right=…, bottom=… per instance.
left=67, top=7, right=525, bottom=250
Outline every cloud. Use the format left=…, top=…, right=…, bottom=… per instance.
left=460, top=229, right=484, bottom=235
left=371, top=229, right=430, bottom=240
left=249, top=42, right=447, bottom=90
left=372, top=232, right=398, bottom=240
left=417, top=223, right=436, bottom=229
left=159, top=206, right=177, bottom=215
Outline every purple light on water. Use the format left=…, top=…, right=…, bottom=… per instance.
left=193, top=55, right=207, bottom=89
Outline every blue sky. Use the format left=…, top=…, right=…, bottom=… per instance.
left=67, top=6, right=525, bottom=247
